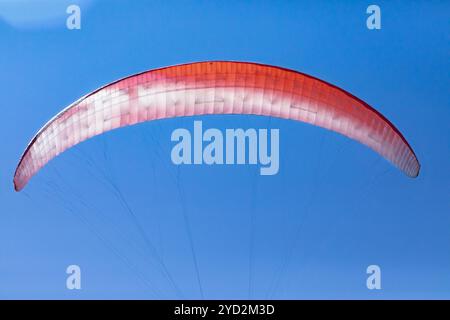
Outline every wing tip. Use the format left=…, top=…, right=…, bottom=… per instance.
left=13, top=175, right=24, bottom=192
left=407, top=159, right=421, bottom=178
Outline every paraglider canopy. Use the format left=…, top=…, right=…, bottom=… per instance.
left=13, top=61, right=420, bottom=191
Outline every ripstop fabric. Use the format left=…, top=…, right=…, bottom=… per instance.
left=14, top=61, right=420, bottom=191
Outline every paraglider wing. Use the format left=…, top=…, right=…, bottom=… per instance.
left=14, top=61, right=420, bottom=191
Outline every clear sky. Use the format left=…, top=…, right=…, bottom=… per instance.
left=0, top=0, right=449, bottom=299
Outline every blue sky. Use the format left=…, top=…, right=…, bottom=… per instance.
left=0, top=0, right=449, bottom=299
